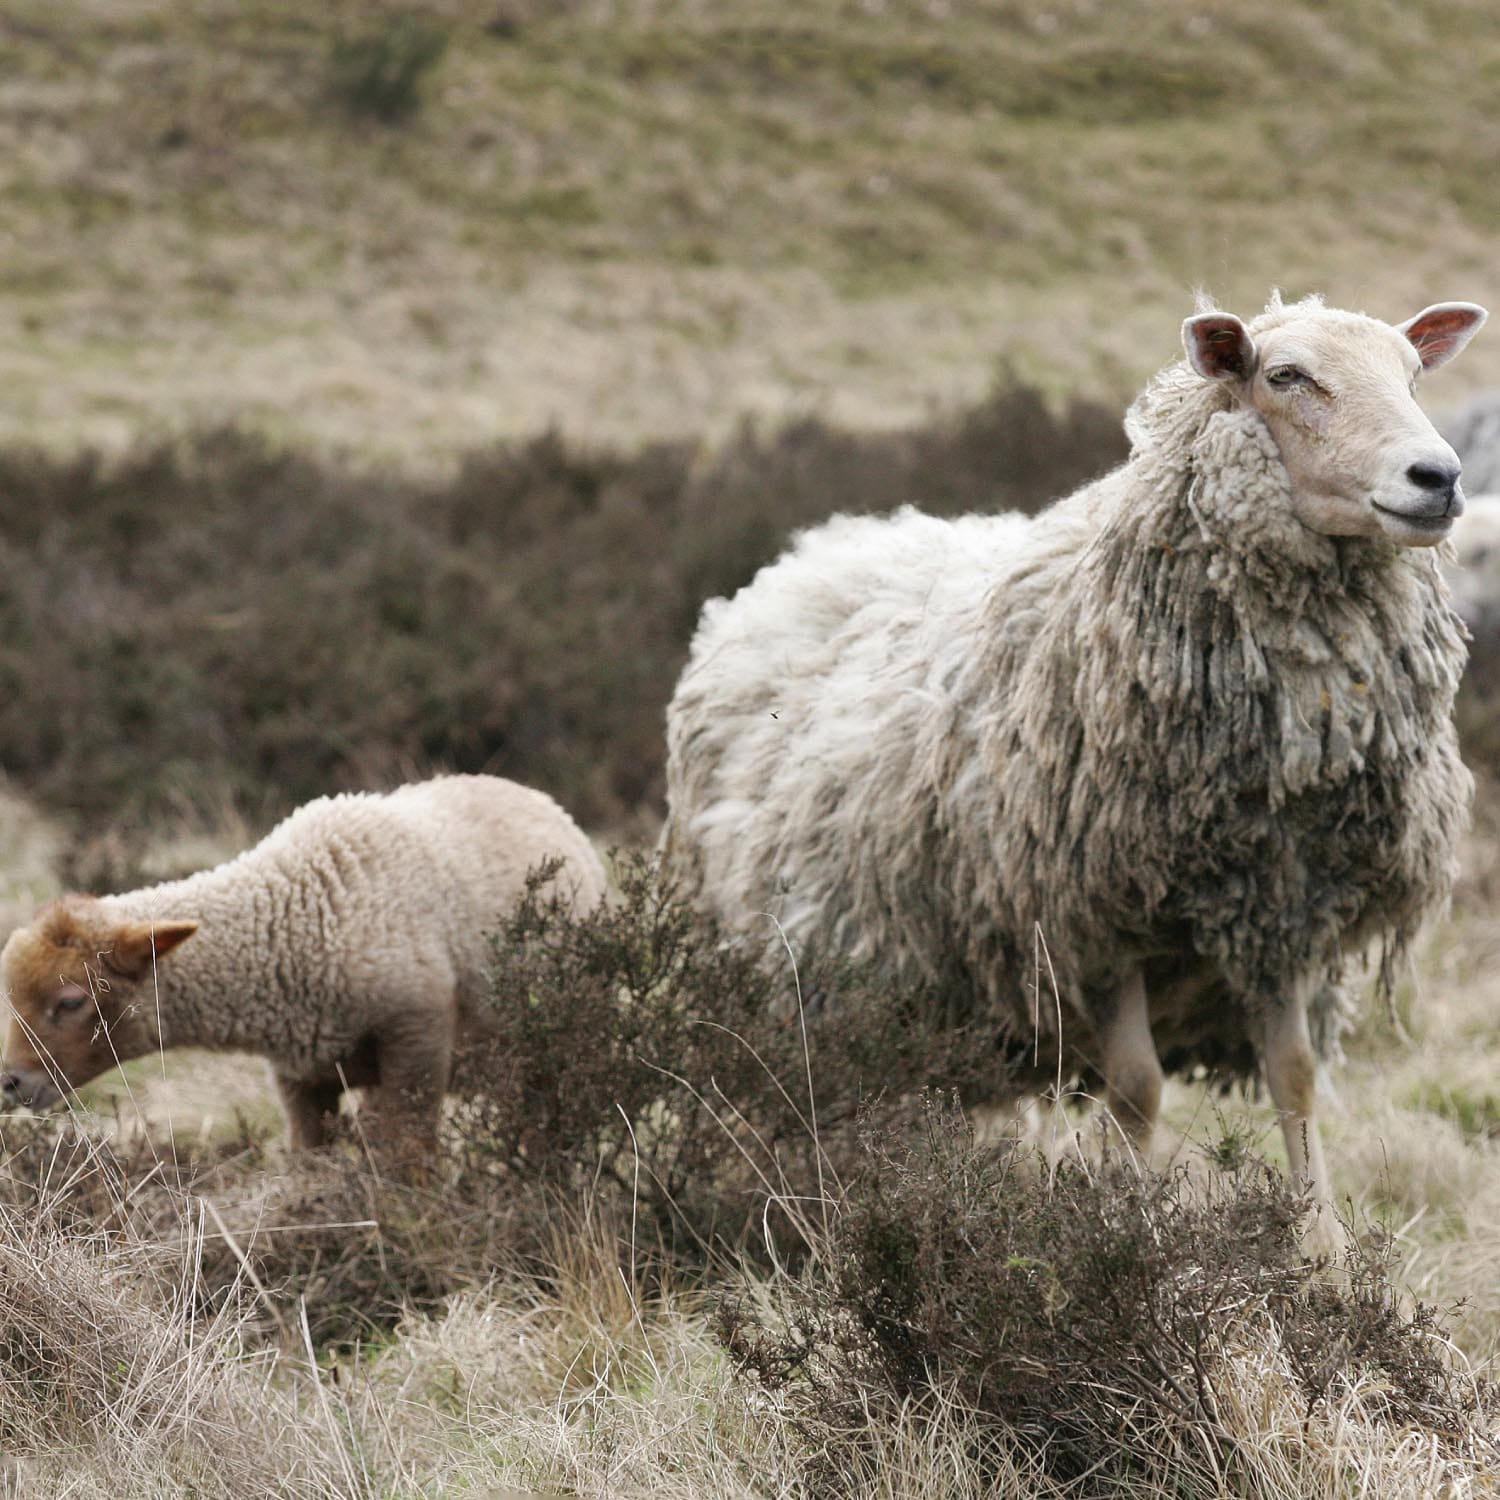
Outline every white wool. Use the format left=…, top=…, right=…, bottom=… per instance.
left=105, top=774, right=604, bottom=1072
left=663, top=302, right=1471, bottom=1097
left=1443, top=492, right=1500, bottom=652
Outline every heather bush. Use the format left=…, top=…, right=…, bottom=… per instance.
left=720, top=1098, right=1499, bottom=1491
left=455, top=852, right=1004, bottom=1263
left=0, top=382, right=1126, bottom=843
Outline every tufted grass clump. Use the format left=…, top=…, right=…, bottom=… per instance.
left=0, top=1117, right=359, bottom=1492
left=720, top=1098, right=1500, bottom=1493
left=325, top=16, right=450, bottom=124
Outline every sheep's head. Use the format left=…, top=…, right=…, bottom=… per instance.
left=0, top=898, right=197, bottom=1111
left=1183, top=298, right=1487, bottom=547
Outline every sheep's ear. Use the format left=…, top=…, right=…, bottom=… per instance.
left=1183, top=312, right=1256, bottom=383
left=1399, top=302, right=1487, bottom=371
left=105, top=920, right=199, bottom=979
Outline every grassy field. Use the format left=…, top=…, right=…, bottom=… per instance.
left=4, top=1, right=1500, bottom=1495
left=4, top=0, right=1500, bottom=461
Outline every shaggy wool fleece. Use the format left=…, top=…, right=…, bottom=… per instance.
left=664, top=308, right=1470, bottom=1093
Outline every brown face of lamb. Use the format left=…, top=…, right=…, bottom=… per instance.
left=1183, top=300, right=1488, bottom=547
left=0, top=899, right=198, bottom=1112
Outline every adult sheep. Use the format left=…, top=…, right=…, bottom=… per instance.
left=1442, top=492, right=1500, bottom=676
left=1444, top=393, right=1500, bottom=496
left=0, top=774, right=606, bottom=1163
left=663, top=294, right=1485, bottom=1237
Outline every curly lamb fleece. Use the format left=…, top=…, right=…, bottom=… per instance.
left=664, top=299, right=1472, bottom=1104
left=1, top=774, right=606, bottom=1155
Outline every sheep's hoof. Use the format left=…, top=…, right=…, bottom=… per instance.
left=1299, top=1203, right=1348, bottom=1264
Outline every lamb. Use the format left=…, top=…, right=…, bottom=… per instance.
left=0, top=774, right=606, bottom=1161
left=663, top=294, right=1486, bottom=1236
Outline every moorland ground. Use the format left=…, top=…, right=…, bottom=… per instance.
left=6, top=0, right=1500, bottom=461
left=3, top=2, right=1500, bottom=1495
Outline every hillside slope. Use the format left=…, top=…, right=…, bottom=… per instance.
left=3, top=0, right=1499, bottom=460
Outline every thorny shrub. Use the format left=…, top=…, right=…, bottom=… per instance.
left=720, top=1097, right=1500, bottom=1490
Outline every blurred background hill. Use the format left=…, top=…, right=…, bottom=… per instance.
left=4, top=0, right=1500, bottom=850
left=4, top=0, right=1499, bottom=464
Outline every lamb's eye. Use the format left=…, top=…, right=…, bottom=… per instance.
left=52, top=985, right=89, bottom=1017
left=1266, top=366, right=1306, bottom=389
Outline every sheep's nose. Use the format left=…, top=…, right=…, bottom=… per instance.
left=0, top=1073, right=21, bottom=1104
left=1407, top=460, right=1461, bottom=495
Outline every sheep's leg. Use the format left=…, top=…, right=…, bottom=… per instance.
left=274, top=1073, right=342, bottom=1150
left=1098, top=969, right=1163, bottom=1156
left=1262, top=985, right=1341, bottom=1254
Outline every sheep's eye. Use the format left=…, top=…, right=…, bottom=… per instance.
left=1266, top=366, right=1307, bottom=389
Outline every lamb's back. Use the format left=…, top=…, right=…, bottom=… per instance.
left=383, top=774, right=605, bottom=923
left=199, top=776, right=601, bottom=1004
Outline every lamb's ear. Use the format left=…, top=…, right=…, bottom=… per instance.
left=105, top=920, right=199, bottom=979
left=1183, top=312, right=1256, bottom=383
left=39, top=901, right=84, bottom=944
left=1399, top=302, right=1488, bottom=371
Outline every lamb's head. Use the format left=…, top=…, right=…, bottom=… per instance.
left=0, top=898, right=197, bottom=1111
left=1183, top=297, right=1487, bottom=547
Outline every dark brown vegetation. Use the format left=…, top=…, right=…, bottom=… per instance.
left=457, top=854, right=1005, bottom=1258
left=0, top=382, right=1125, bottom=853
left=721, top=1099, right=1500, bottom=1491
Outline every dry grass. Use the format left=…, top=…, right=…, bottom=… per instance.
left=2, top=796, right=1500, bottom=1497
left=0, top=1140, right=361, bottom=1498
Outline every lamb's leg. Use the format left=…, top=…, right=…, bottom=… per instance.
left=361, top=1008, right=456, bottom=1178
left=1262, top=984, right=1341, bottom=1254
left=1098, top=969, right=1163, bottom=1156
left=274, top=1072, right=342, bottom=1150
